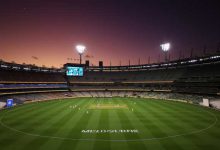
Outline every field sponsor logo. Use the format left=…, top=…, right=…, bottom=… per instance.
left=81, top=129, right=139, bottom=134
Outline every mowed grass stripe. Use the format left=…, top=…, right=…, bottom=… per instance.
left=5, top=100, right=73, bottom=130
left=34, top=99, right=86, bottom=135
left=3, top=101, right=67, bottom=130
left=4, top=99, right=78, bottom=150
left=74, top=100, right=102, bottom=150
left=133, top=100, right=171, bottom=137
left=160, top=100, right=215, bottom=124
left=93, top=102, right=111, bottom=150
left=1, top=101, right=60, bottom=122
left=56, top=98, right=95, bottom=149
left=145, top=100, right=213, bottom=133
left=124, top=99, right=167, bottom=150
left=0, top=100, right=72, bottom=150
left=0, top=104, right=37, bottom=119
left=125, top=99, right=163, bottom=138
left=18, top=99, right=87, bottom=150
left=1, top=97, right=220, bottom=150
left=49, top=100, right=89, bottom=150
left=143, top=98, right=218, bottom=149
left=140, top=100, right=202, bottom=150
left=109, top=106, right=130, bottom=150
left=152, top=109, right=191, bottom=134
left=113, top=99, right=148, bottom=150
left=138, top=100, right=191, bottom=135
left=170, top=112, right=219, bottom=149
left=9, top=100, right=65, bottom=116
left=154, top=100, right=215, bottom=131
left=23, top=100, right=74, bottom=129
left=147, top=100, right=198, bottom=133
left=39, top=98, right=89, bottom=137
left=133, top=99, right=186, bottom=150
left=181, top=131, right=219, bottom=150
left=3, top=101, right=67, bottom=120
left=34, top=99, right=90, bottom=150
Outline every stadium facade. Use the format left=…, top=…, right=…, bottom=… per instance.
left=0, top=54, right=220, bottom=109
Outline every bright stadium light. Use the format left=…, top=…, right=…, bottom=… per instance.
left=76, top=45, right=86, bottom=54
left=75, top=44, right=86, bottom=64
left=160, top=43, right=170, bottom=52
left=160, top=43, right=170, bottom=62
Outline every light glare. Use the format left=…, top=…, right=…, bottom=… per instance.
left=76, top=45, right=86, bottom=54
left=160, top=43, right=170, bottom=52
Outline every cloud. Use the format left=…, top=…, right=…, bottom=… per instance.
left=67, top=58, right=79, bottom=61
left=85, top=54, right=94, bottom=59
left=31, top=56, right=39, bottom=60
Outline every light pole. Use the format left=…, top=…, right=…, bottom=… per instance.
left=75, top=45, right=86, bottom=64
left=160, top=43, right=170, bottom=62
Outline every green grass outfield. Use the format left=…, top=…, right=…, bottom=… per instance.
left=0, top=97, right=220, bottom=150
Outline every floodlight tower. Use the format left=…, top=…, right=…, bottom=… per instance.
left=160, top=43, right=170, bottom=62
left=75, top=45, right=86, bottom=64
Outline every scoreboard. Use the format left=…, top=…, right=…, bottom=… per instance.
left=66, top=66, right=84, bottom=76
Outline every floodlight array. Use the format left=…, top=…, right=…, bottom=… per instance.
left=76, top=45, right=86, bottom=54
left=160, top=43, right=170, bottom=52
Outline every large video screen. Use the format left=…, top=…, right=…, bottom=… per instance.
left=66, top=67, right=84, bottom=76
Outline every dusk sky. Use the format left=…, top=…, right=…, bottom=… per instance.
left=0, top=0, right=220, bottom=67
